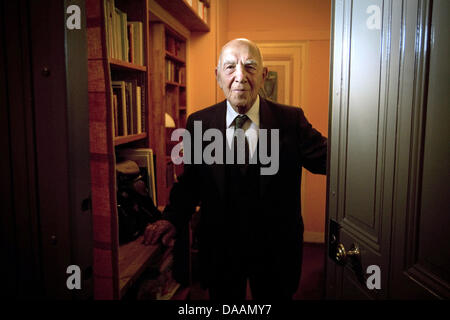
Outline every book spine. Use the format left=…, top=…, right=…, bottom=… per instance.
left=131, top=22, right=140, bottom=65
left=113, top=93, right=119, bottom=137
left=127, top=23, right=134, bottom=63
left=121, top=11, right=128, bottom=62
left=130, top=80, right=138, bottom=134
left=118, top=82, right=128, bottom=135
left=139, top=22, right=143, bottom=65
left=112, top=86, right=124, bottom=136
left=141, top=85, right=146, bottom=133
left=136, top=86, right=142, bottom=133
left=125, top=82, right=133, bottom=134
left=114, top=9, right=120, bottom=60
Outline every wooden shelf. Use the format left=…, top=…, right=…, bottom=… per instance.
left=166, top=81, right=185, bottom=87
left=154, top=0, right=209, bottom=32
left=166, top=51, right=185, bottom=64
left=110, top=59, right=147, bottom=72
left=114, top=132, right=147, bottom=146
left=119, top=235, right=162, bottom=298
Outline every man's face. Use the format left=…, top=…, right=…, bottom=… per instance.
left=216, top=40, right=268, bottom=113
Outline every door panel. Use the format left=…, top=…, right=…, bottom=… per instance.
left=389, top=0, right=450, bottom=299
left=416, top=0, right=450, bottom=286
left=327, top=0, right=398, bottom=299
left=345, top=0, right=382, bottom=234
left=327, top=0, right=450, bottom=299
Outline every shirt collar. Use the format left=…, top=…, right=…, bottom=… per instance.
left=226, top=95, right=260, bottom=128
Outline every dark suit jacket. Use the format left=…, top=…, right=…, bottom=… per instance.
left=163, top=97, right=327, bottom=294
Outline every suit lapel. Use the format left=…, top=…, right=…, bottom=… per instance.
left=208, top=100, right=227, bottom=201
left=259, top=98, right=279, bottom=199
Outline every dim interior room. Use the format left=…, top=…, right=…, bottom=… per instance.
left=1, top=0, right=331, bottom=300
left=5, top=0, right=448, bottom=301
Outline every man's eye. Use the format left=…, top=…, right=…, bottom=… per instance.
left=226, top=65, right=234, bottom=69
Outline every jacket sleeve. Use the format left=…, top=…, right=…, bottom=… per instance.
left=297, top=108, right=328, bottom=175
left=161, top=115, right=201, bottom=229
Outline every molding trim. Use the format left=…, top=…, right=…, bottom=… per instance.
left=255, top=41, right=308, bottom=108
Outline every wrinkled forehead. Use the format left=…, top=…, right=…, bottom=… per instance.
left=219, top=41, right=262, bottom=65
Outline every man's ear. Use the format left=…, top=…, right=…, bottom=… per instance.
left=262, top=66, right=268, bottom=81
left=215, top=68, right=223, bottom=89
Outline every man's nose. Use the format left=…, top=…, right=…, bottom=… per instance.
left=234, top=64, right=247, bottom=83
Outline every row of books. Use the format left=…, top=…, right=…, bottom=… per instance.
left=197, top=0, right=209, bottom=23
left=112, top=80, right=146, bottom=137
left=185, top=0, right=209, bottom=23
left=166, top=60, right=186, bottom=84
left=166, top=37, right=183, bottom=58
left=104, top=0, right=144, bottom=65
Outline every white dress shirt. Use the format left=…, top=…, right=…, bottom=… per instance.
left=226, top=95, right=260, bottom=157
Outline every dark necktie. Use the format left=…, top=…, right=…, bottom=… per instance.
left=234, top=114, right=248, bottom=130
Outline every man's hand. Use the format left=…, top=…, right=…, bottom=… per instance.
left=143, top=220, right=176, bottom=247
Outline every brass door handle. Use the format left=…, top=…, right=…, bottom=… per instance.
left=336, top=243, right=360, bottom=263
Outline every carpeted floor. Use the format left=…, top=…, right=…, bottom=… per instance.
left=189, top=242, right=325, bottom=300
left=293, top=242, right=326, bottom=300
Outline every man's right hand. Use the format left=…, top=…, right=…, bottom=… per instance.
left=143, top=220, right=176, bottom=247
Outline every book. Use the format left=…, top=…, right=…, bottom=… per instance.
left=140, top=85, right=146, bottom=132
left=113, top=8, right=121, bottom=60
left=125, top=81, right=134, bottom=134
left=104, top=0, right=136, bottom=63
left=136, top=85, right=142, bottom=133
left=112, top=93, right=119, bottom=137
left=127, top=23, right=134, bottom=63
left=178, top=67, right=184, bottom=84
left=166, top=36, right=175, bottom=55
left=103, top=0, right=114, bottom=59
left=129, top=21, right=143, bottom=65
left=124, top=79, right=142, bottom=135
left=203, top=5, right=208, bottom=23
left=119, top=9, right=129, bottom=62
left=112, top=81, right=128, bottom=136
left=198, top=1, right=204, bottom=20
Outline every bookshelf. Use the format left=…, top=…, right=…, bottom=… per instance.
left=154, top=0, right=210, bottom=32
left=87, top=0, right=162, bottom=299
left=149, top=22, right=188, bottom=206
left=87, top=0, right=206, bottom=300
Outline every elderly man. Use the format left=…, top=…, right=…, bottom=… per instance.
left=144, top=38, right=327, bottom=300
